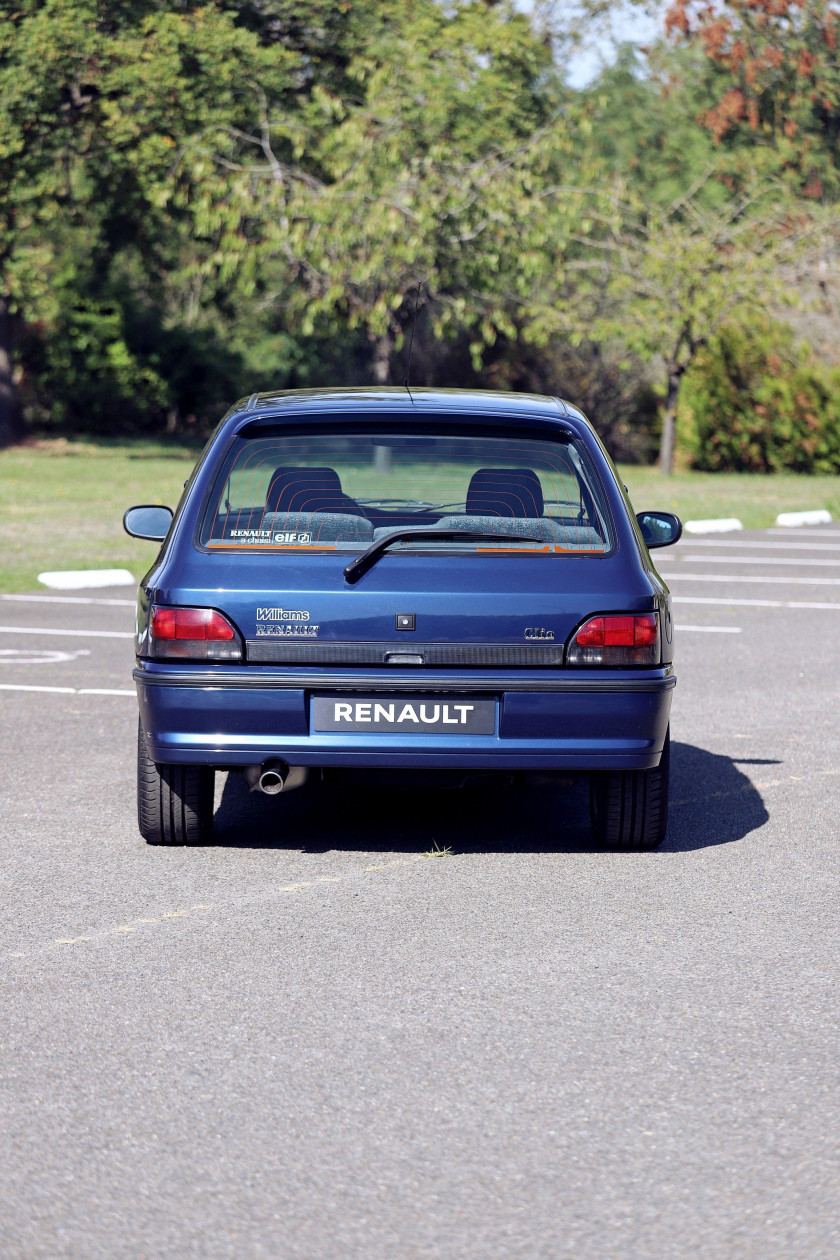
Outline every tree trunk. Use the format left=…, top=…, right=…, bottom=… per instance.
left=659, top=365, right=681, bottom=476
left=373, top=443, right=392, bottom=475
left=0, top=295, right=22, bottom=448
left=370, top=330, right=393, bottom=385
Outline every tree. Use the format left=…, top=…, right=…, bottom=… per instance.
left=581, top=43, right=724, bottom=207
left=0, top=0, right=292, bottom=444
left=580, top=178, right=813, bottom=472
left=665, top=0, right=840, bottom=196
left=201, top=0, right=595, bottom=384
left=0, top=0, right=90, bottom=443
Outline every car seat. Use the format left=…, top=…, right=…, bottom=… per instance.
left=265, top=466, right=364, bottom=516
left=465, top=468, right=544, bottom=518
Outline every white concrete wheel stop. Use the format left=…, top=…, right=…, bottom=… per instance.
left=775, top=510, right=833, bottom=527
left=37, top=569, right=136, bottom=590
left=683, top=518, right=743, bottom=535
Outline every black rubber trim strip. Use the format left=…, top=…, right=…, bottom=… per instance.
left=133, top=667, right=676, bottom=694
left=246, top=640, right=564, bottom=666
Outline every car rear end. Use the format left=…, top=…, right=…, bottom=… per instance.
left=132, top=392, right=674, bottom=845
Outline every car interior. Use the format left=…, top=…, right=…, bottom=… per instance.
left=208, top=464, right=607, bottom=549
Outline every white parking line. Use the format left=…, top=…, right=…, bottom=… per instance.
left=0, top=683, right=75, bottom=694
left=0, top=683, right=134, bottom=696
left=663, top=555, right=840, bottom=567
left=677, top=538, right=840, bottom=551
left=0, top=626, right=134, bottom=639
left=678, top=625, right=742, bottom=633
left=674, top=596, right=840, bottom=610
left=80, top=688, right=135, bottom=696
left=0, top=648, right=91, bottom=666
left=0, top=594, right=135, bottom=607
left=767, top=528, right=840, bottom=538
left=660, top=573, right=840, bottom=586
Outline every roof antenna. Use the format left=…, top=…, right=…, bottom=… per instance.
left=404, top=281, right=422, bottom=402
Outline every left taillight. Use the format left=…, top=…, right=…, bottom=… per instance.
left=148, top=606, right=243, bottom=662
left=566, top=612, right=659, bottom=666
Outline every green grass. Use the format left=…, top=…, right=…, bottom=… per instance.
left=1, top=437, right=200, bottom=593
left=422, top=840, right=453, bottom=858
left=1, top=437, right=838, bottom=592
left=618, top=465, right=840, bottom=530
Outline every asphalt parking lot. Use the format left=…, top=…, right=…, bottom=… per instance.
left=2, top=524, right=839, bottom=1259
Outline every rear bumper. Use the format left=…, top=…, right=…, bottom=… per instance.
left=134, top=663, right=675, bottom=771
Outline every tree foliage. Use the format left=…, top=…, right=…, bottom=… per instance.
left=0, top=0, right=291, bottom=436
left=578, top=178, right=816, bottom=471
left=193, top=0, right=590, bottom=381
left=0, top=0, right=837, bottom=473
left=665, top=0, right=840, bottom=195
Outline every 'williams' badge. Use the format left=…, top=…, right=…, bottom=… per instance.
left=256, top=606, right=319, bottom=637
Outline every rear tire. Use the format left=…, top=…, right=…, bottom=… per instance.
left=590, top=728, right=669, bottom=851
left=137, top=717, right=214, bottom=845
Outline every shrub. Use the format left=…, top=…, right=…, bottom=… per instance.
left=678, top=318, right=840, bottom=473
left=19, top=297, right=249, bottom=436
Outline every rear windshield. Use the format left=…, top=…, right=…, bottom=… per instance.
left=199, top=424, right=613, bottom=555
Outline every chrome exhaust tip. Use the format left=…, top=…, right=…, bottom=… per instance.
left=244, top=761, right=308, bottom=795
left=258, top=764, right=287, bottom=795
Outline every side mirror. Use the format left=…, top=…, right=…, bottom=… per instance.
left=123, top=505, right=174, bottom=541
left=636, top=511, right=682, bottom=549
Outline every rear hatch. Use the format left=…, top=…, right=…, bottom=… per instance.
left=171, top=551, right=653, bottom=669
left=173, top=416, right=652, bottom=666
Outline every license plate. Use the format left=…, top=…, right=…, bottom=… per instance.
left=311, top=694, right=496, bottom=734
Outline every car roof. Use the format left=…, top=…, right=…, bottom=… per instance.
left=228, top=386, right=583, bottom=422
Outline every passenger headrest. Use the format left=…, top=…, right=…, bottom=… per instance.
left=466, top=468, right=544, bottom=518
left=266, top=466, right=346, bottom=514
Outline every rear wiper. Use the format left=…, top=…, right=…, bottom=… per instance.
left=343, top=527, right=532, bottom=585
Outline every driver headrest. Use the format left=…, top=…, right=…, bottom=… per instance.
left=266, top=466, right=346, bottom=514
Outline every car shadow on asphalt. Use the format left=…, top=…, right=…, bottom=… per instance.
left=666, top=744, right=774, bottom=853
left=207, top=741, right=773, bottom=854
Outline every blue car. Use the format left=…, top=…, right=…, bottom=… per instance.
left=124, top=388, right=681, bottom=850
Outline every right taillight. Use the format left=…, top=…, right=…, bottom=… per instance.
left=148, top=606, right=243, bottom=661
left=566, top=612, right=659, bottom=666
